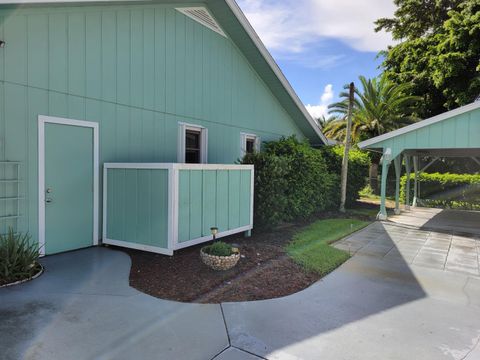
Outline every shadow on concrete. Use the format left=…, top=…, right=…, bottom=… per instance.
left=221, top=222, right=432, bottom=358
left=0, top=248, right=229, bottom=360
left=389, top=207, right=480, bottom=236
left=420, top=209, right=480, bottom=236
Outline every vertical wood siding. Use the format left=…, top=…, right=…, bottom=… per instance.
left=106, top=168, right=169, bottom=248
left=177, top=169, right=252, bottom=243
left=0, top=3, right=304, bottom=241
left=373, top=108, right=480, bottom=159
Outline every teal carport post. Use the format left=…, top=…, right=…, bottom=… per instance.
left=404, top=155, right=411, bottom=210
left=412, top=156, right=419, bottom=207
left=393, top=155, right=402, bottom=215
left=378, top=148, right=392, bottom=220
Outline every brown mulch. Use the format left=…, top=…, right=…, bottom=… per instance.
left=121, top=202, right=379, bottom=304
left=122, top=223, right=319, bottom=304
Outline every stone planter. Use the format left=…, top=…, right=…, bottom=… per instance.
left=200, top=247, right=240, bottom=271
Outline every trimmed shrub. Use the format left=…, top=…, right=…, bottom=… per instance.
left=242, top=136, right=369, bottom=227
left=264, top=136, right=337, bottom=217
left=320, top=146, right=371, bottom=206
left=202, top=241, right=234, bottom=257
left=400, top=172, right=480, bottom=210
left=242, top=151, right=291, bottom=227
left=0, top=228, right=40, bottom=286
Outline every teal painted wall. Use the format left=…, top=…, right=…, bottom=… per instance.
left=178, top=169, right=251, bottom=243
left=372, top=108, right=480, bottom=159
left=0, top=3, right=306, bottom=243
left=105, top=168, right=169, bottom=248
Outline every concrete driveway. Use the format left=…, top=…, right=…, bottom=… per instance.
left=0, top=248, right=230, bottom=360
left=1, top=219, right=480, bottom=360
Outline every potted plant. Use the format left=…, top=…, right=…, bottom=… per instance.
left=200, top=227, right=240, bottom=271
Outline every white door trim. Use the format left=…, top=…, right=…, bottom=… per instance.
left=38, top=115, right=99, bottom=256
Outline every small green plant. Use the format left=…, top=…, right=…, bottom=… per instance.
left=202, top=241, right=234, bottom=257
left=359, top=184, right=375, bottom=198
left=0, top=228, right=40, bottom=285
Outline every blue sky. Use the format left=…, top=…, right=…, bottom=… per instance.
left=237, top=0, right=396, bottom=119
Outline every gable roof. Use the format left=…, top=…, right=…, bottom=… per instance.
left=0, top=0, right=328, bottom=146
left=358, top=101, right=480, bottom=149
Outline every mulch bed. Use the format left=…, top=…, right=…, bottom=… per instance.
left=120, top=203, right=379, bottom=304
left=122, top=223, right=318, bottom=304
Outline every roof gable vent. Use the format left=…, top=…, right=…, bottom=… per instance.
left=175, top=7, right=227, bottom=37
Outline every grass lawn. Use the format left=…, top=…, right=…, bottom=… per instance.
left=286, top=218, right=370, bottom=276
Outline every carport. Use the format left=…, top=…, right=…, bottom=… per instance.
left=358, top=101, right=480, bottom=220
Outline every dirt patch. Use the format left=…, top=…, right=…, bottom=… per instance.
left=122, top=202, right=378, bottom=303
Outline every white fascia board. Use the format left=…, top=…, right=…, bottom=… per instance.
left=358, top=101, right=480, bottom=149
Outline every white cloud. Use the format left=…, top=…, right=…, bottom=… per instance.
left=276, top=53, right=346, bottom=69
left=305, top=84, right=334, bottom=119
left=237, top=0, right=395, bottom=54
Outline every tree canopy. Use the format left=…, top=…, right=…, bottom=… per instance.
left=323, top=75, right=420, bottom=144
left=376, top=0, right=480, bottom=117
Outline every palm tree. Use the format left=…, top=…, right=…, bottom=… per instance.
left=315, top=114, right=337, bottom=130
left=325, top=75, right=420, bottom=141
left=324, top=74, right=421, bottom=190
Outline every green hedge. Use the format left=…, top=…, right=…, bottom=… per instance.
left=241, top=137, right=370, bottom=227
left=400, top=172, right=480, bottom=210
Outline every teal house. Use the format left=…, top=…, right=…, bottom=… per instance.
left=0, top=0, right=327, bottom=255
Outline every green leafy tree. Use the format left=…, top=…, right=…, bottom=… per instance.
left=376, top=0, right=480, bottom=116
left=324, top=75, right=419, bottom=190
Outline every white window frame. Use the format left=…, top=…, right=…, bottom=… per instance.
left=177, top=122, right=208, bottom=164
left=240, top=132, right=260, bottom=158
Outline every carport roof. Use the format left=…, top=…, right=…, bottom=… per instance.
left=358, top=101, right=480, bottom=159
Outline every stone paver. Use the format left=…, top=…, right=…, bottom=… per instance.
left=334, top=219, right=480, bottom=277
left=389, top=208, right=480, bottom=235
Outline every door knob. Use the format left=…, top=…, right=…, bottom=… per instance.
left=46, top=188, right=52, bottom=193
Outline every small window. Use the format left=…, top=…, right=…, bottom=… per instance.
left=178, top=123, right=208, bottom=163
left=185, top=129, right=201, bottom=163
left=246, top=138, right=255, bottom=154
left=240, top=133, right=260, bottom=158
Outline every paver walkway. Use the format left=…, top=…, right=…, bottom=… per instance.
left=334, top=221, right=480, bottom=276
left=388, top=208, right=480, bottom=235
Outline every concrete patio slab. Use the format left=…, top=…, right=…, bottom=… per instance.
left=0, top=248, right=229, bottom=360
left=213, top=347, right=264, bottom=360
left=224, top=222, right=480, bottom=359
left=223, top=249, right=480, bottom=360
left=388, top=208, right=480, bottom=235
left=2, top=212, right=480, bottom=360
